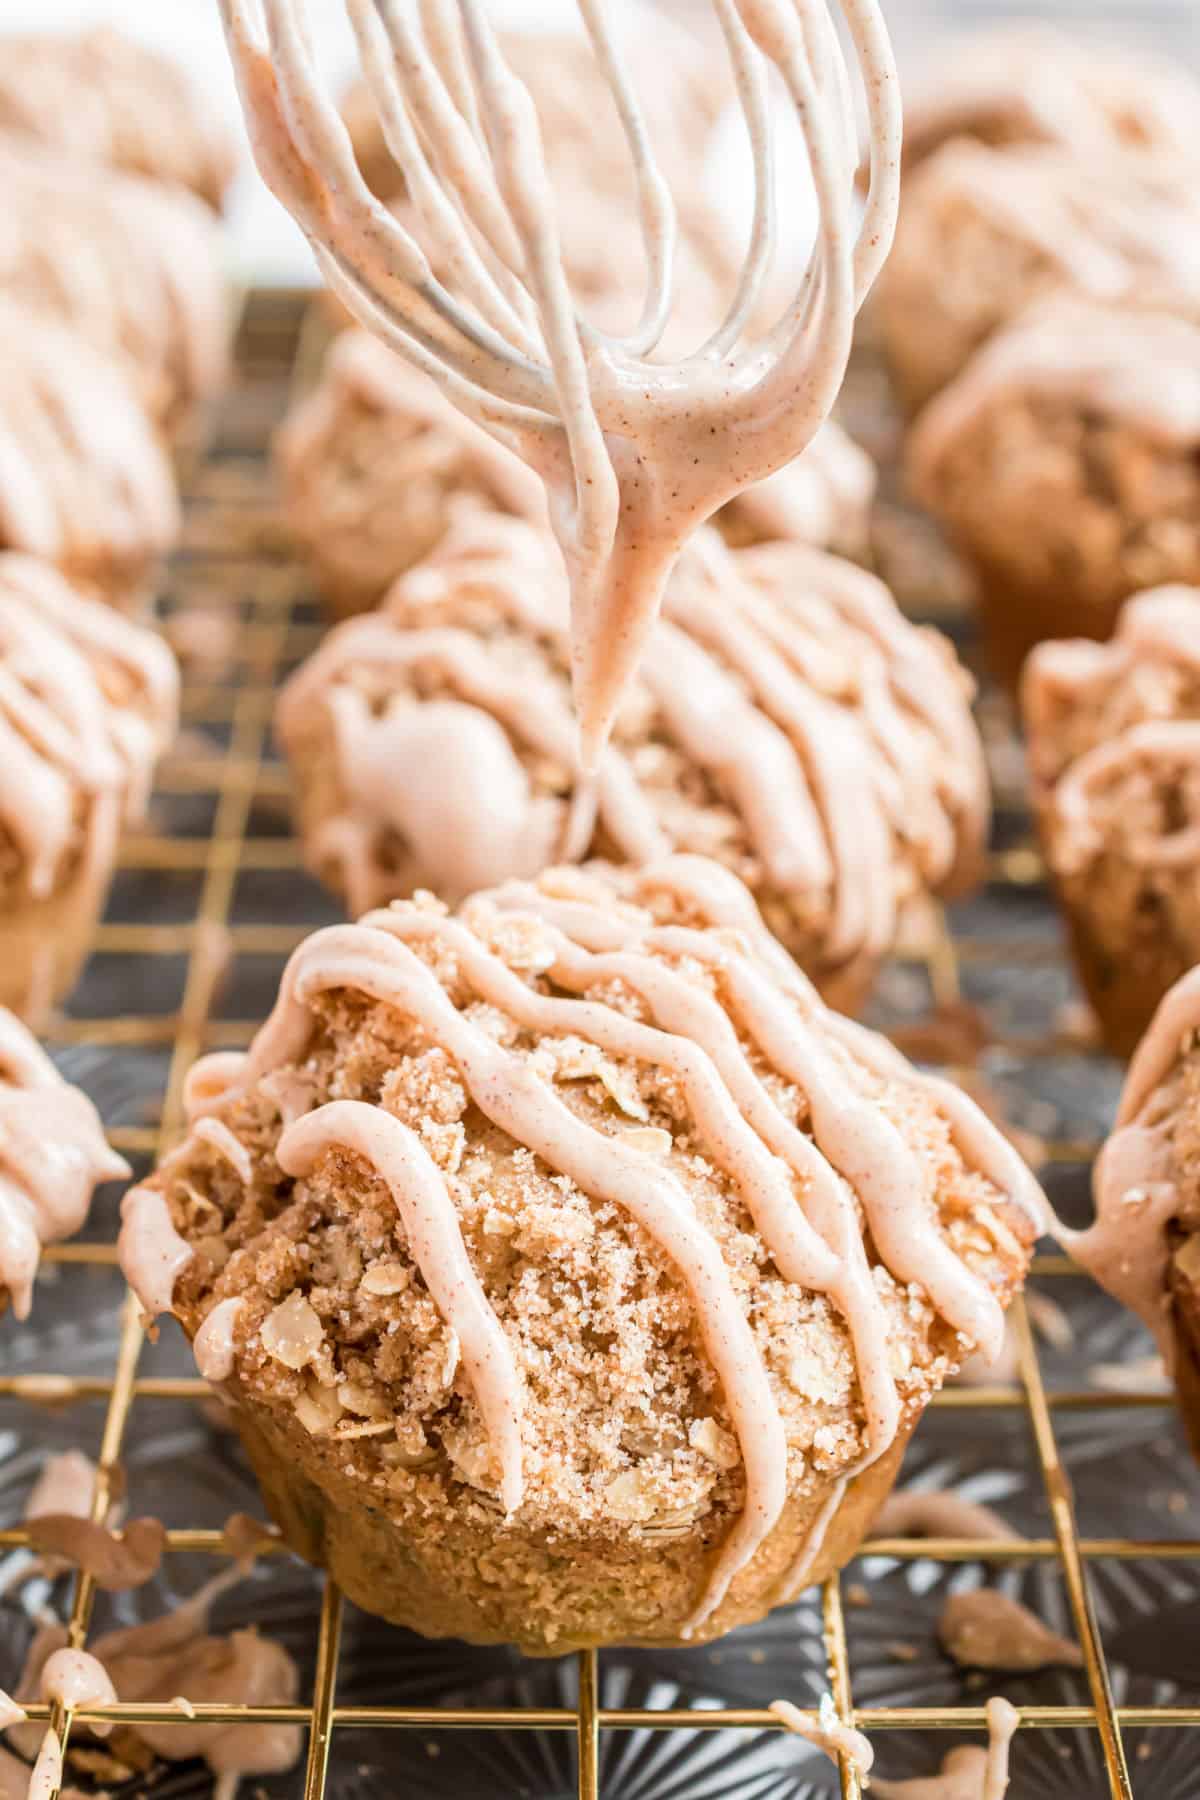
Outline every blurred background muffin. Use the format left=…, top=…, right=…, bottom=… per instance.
left=908, top=300, right=1200, bottom=686
left=277, top=515, right=987, bottom=1014
left=0, top=553, right=177, bottom=1022
left=1024, top=585, right=1200, bottom=1056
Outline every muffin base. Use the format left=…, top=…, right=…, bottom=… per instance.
left=228, top=1391, right=919, bottom=1654
left=1060, top=903, right=1197, bottom=1062
left=1169, top=1231, right=1200, bottom=1465
left=978, top=569, right=1125, bottom=695
left=0, top=857, right=114, bottom=1026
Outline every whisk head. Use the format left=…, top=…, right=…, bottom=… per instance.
left=222, top=0, right=900, bottom=762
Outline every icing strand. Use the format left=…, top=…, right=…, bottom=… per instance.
left=0, top=1007, right=129, bottom=1319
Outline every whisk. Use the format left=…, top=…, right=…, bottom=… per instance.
left=220, top=0, right=900, bottom=768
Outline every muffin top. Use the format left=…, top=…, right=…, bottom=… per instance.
left=120, top=857, right=1043, bottom=1633
left=1024, top=588, right=1200, bottom=879
left=0, top=135, right=229, bottom=430
left=716, top=421, right=876, bottom=559
left=0, top=27, right=237, bottom=210
left=909, top=299, right=1200, bottom=488
left=898, top=140, right=1200, bottom=314
left=277, top=331, right=548, bottom=526
left=277, top=514, right=986, bottom=979
left=0, top=553, right=179, bottom=906
left=903, top=24, right=1199, bottom=169
left=0, top=306, right=179, bottom=590
left=0, top=1006, right=128, bottom=1320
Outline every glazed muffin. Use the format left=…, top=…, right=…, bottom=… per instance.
left=1071, top=966, right=1200, bottom=1459
left=902, top=24, right=1198, bottom=173
left=0, top=554, right=179, bottom=1022
left=880, top=142, right=1200, bottom=413
left=1023, top=587, right=1200, bottom=1058
left=278, top=333, right=876, bottom=620
left=0, top=1009, right=129, bottom=1321
left=1, top=136, right=230, bottom=439
left=275, top=333, right=548, bottom=621
left=0, top=306, right=179, bottom=609
left=276, top=515, right=986, bottom=1015
left=908, top=299, right=1200, bottom=688
left=0, top=27, right=237, bottom=210
left=118, top=856, right=1043, bottom=1651
left=344, top=20, right=723, bottom=209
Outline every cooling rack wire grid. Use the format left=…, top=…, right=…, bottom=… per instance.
left=1, top=291, right=1198, bottom=1800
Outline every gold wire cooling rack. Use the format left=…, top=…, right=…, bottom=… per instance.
left=2, top=290, right=1199, bottom=1800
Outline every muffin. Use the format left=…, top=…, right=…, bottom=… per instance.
left=275, top=333, right=548, bottom=621
left=1072, top=965, right=1200, bottom=1459
left=276, top=515, right=986, bottom=1014
left=880, top=141, right=1200, bottom=413
left=1023, top=587, right=1200, bottom=1057
left=0, top=1009, right=129, bottom=1321
left=0, top=553, right=179, bottom=1022
left=908, top=299, right=1200, bottom=688
left=344, top=20, right=723, bottom=210
left=1, top=136, right=230, bottom=439
left=279, top=334, right=876, bottom=620
left=715, top=422, right=876, bottom=561
left=0, top=27, right=238, bottom=210
left=902, top=24, right=1198, bottom=173
left=0, top=306, right=179, bottom=609
left=117, top=856, right=1043, bottom=1651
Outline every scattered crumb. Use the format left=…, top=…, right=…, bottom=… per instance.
left=938, top=1589, right=1083, bottom=1671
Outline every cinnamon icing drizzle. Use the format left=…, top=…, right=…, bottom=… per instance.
left=278, top=517, right=987, bottom=975
left=0, top=1006, right=129, bottom=1319
left=0, top=310, right=179, bottom=590
left=121, top=857, right=1043, bottom=1633
left=1070, top=964, right=1200, bottom=1357
left=0, top=553, right=178, bottom=903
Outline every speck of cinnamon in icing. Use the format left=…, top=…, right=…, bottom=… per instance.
left=129, top=857, right=1043, bottom=1635
left=0, top=1005, right=129, bottom=1319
